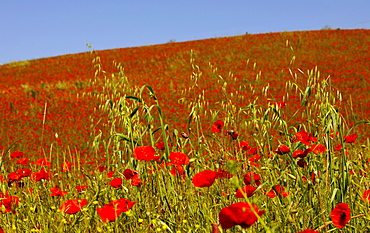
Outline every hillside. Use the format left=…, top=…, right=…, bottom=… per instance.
left=0, top=29, right=369, bottom=153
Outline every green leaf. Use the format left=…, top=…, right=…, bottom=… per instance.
left=126, top=96, right=142, bottom=103
left=129, top=106, right=140, bottom=118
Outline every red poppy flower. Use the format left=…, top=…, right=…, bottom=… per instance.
left=110, top=178, right=123, bottom=188
left=215, top=169, right=233, bottom=179
left=97, top=198, right=136, bottom=223
left=212, top=120, right=224, bottom=133
left=50, top=186, right=68, bottom=197
left=330, top=203, right=350, bottom=228
left=248, top=154, right=261, bottom=162
left=16, top=158, right=29, bottom=165
left=297, top=159, right=307, bottom=168
left=274, top=145, right=290, bottom=155
left=219, top=202, right=264, bottom=229
left=298, top=230, right=319, bottom=233
left=238, top=140, right=251, bottom=151
left=276, top=100, right=287, bottom=108
left=243, top=171, right=261, bottom=186
left=131, top=176, right=145, bottom=187
left=192, top=170, right=218, bottom=187
left=293, top=131, right=317, bottom=145
left=225, top=130, right=238, bottom=139
left=310, top=144, right=326, bottom=155
left=97, top=204, right=120, bottom=223
left=10, top=150, right=24, bottom=159
left=134, top=146, right=160, bottom=161
left=362, top=190, right=370, bottom=203
left=31, top=168, right=51, bottom=181
left=17, top=169, right=32, bottom=177
left=292, top=149, right=311, bottom=158
left=169, top=165, right=186, bottom=177
left=235, top=185, right=258, bottom=198
left=334, top=143, right=342, bottom=151
left=155, top=142, right=165, bottom=150
left=97, top=166, right=107, bottom=172
left=75, top=185, right=88, bottom=193
left=0, top=193, right=20, bottom=213
left=169, top=152, right=190, bottom=165
left=247, top=147, right=258, bottom=155
left=265, top=185, right=290, bottom=198
left=8, top=172, right=23, bottom=182
left=123, top=169, right=139, bottom=180
left=344, top=134, right=358, bottom=143
left=107, top=171, right=115, bottom=178
left=59, top=199, right=88, bottom=214
left=34, top=158, right=52, bottom=167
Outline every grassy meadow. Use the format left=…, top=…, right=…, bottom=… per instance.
left=0, top=29, right=369, bottom=232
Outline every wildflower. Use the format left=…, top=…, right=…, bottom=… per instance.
left=274, top=145, right=290, bottom=155
left=361, top=190, right=370, bottom=203
left=293, top=131, right=317, bottom=145
left=110, top=178, right=123, bottom=188
left=169, top=165, right=186, bottom=177
left=10, top=150, right=24, bottom=159
left=225, top=130, right=238, bottom=139
left=7, top=172, right=23, bottom=183
left=34, top=158, right=52, bottom=167
left=344, top=134, right=358, bottom=143
left=276, top=100, right=287, bottom=108
left=292, top=149, right=311, bottom=158
left=215, top=169, right=233, bottom=179
left=0, top=193, right=20, bottom=213
left=334, top=143, right=342, bottom=151
left=219, top=202, right=264, bottom=229
left=212, top=120, right=224, bottom=133
left=50, top=186, right=68, bottom=197
left=310, top=144, right=326, bottom=155
left=134, top=146, right=160, bottom=161
left=192, top=170, right=218, bottom=187
left=265, top=185, right=290, bottom=198
left=17, top=168, right=32, bottom=177
left=297, top=159, right=307, bottom=168
left=16, top=158, right=29, bottom=165
left=30, top=168, right=51, bottom=181
left=59, top=199, right=88, bottom=214
left=97, top=198, right=136, bottom=223
left=131, top=176, right=145, bottom=187
left=238, top=140, right=251, bottom=151
left=168, top=152, right=190, bottom=166
left=97, top=166, right=106, bottom=172
left=243, top=171, right=261, bottom=186
left=123, top=169, right=139, bottom=180
left=155, top=142, right=165, bottom=150
left=235, top=185, right=258, bottom=198
left=330, top=203, right=350, bottom=228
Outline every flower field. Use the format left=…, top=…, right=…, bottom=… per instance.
left=0, top=29, right=369, bottom=232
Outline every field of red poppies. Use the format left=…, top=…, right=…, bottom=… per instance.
left=0, top=29, right=369, bottom=232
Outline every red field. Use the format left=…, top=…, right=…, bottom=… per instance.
left=0, top=29, right=369, bottom=232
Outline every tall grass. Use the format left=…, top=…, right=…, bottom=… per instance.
left=0, top=48, right=369, bottom=232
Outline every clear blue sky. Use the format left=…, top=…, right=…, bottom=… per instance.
left=1, top=0, right=370, bottom=65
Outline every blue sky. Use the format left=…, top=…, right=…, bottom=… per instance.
left=1, top=0, right=370, bottom=65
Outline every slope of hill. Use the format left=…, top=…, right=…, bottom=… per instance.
left=0, top=29, right=369, bottom=153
